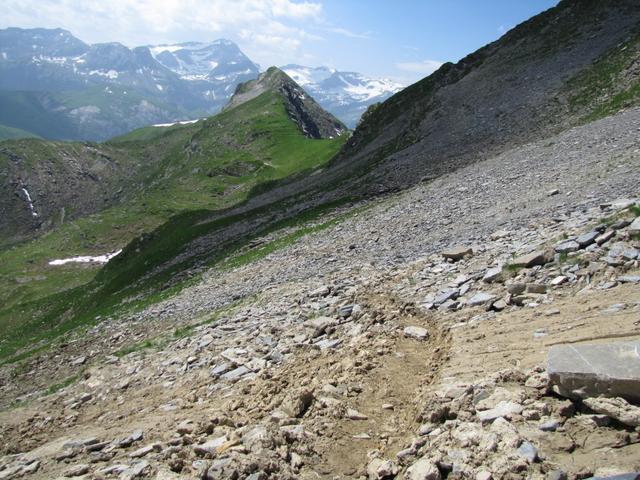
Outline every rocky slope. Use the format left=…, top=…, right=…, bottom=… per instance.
left=83, top=0, right=640, bottom=316
left=0, top=104, right=639, bottom=479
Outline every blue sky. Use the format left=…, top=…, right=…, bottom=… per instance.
left=0, top=0, right=558, bottom=84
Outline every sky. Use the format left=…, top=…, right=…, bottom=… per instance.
left=0, top=0, right=559, bottom=84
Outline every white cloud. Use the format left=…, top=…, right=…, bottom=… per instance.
left=396, top=59, right=443, bottom=75
left=327, top=27, right=371, bottom=40
left=0, top=0, right=324, bottom=67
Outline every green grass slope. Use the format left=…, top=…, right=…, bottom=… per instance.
left=0, top=89, right=346, bottom=361
left=0, top=124, right=40, bottom=141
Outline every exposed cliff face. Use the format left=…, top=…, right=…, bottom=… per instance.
left=225, top=67, right=347, bottom=139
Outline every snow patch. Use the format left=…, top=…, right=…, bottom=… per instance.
left=1, top=52, right=6, bottom=60
left=48, top=249, right=122, bottom=266
left=156, top=84, right=163, bottom=91
left=89, top=69, right=119, bottom=79
left=152, top=119, right=201, bottom=127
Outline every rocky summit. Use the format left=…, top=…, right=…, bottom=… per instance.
left=1, top=1, right=640, bottom=480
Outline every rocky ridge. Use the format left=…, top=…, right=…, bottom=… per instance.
left=223, top=67, right=347, bottom=139
left=1, top=106, right=639, bottom=479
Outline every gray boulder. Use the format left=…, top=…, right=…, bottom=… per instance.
left=442, top=246, right=473, bottom=261
left=554, top=240, right=580, bottom=253
left=510, top=251, right=548, bottom=268
left=548, top=341, right=640, bottom=402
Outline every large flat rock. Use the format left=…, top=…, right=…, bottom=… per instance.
left=548, top=341, right=640, bottom=402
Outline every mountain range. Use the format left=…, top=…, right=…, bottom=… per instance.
left=0, top=28, right=401, bottom=140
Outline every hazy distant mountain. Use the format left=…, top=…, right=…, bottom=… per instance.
left=281, top=64, right=404, bottom=127
left=0, top=28, right=259, bottom=140
left=0, top=28, right=403, bottom=139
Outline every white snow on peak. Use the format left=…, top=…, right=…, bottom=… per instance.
left=281, top=65, right=335, bottom=86
left=1, top=52, right=7, bottom=60
left=342, top=76, right=403, bottom=102
left=89, top=69, right=119, bottom=79
left=152, top=118, right=201, bottom=127
left=281, top=65, right=403, bottom=102
left=48, top=249, right=123, bottom=266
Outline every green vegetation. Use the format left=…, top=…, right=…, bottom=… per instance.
left=0, top=124, right=40, bottom=141
left=45, top=374, right=79, bottom=396
left=0, top=90, right=347, bottom=363
left=567, top=31, right=640, bottom=122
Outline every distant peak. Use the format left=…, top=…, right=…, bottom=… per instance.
left=225, top=66, right=347, bottom=139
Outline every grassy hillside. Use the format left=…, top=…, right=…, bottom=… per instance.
left=0, top=89, right=346, bottom=361
left=0, top=124, right=40, bottom=141
left=0, top=91, right=80, bottom=139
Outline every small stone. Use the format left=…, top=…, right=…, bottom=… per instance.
left=303, top=316, right=336, bottom=337
left=367, top=458, right=398, bottom=480
left=555, top=240, right=580, bottom=253
left=281, top=389, right=314, bottom=418
left=467, top=292, right=497, bottom=307
left=476, top=471, right=492, bottom=480
left=506, top=282, right=526, bottom=295
left=193, top=436, right=228, bottom=456
left=382, top=403, right=395, bottom=410
left=442, top=246, right=473, bottom=261
left=629, top=216, right=640, bottom=234
left=477, top=401, right=523, bottom=423
left=517, top=441, right=539, bottom=462
left=404, top=326, right=429, bottom=340
left=547, top=470, right=567, bottom=480
left=64, top=464, right=90, bottom=477
left=346, top=408, right=368, bottom=420
left=548, top=189, right=560, bottom=196
left=550, top=276, right=568, bottom=286
left=338, top=305, right=354, bottom=318
left=221, top=366, right=250, bottom=382
left=71, top=356, right=86, bottom=366
left=129, top=443, right=161, bottom=458
left=539, top=420, right=560, bottom=432
left=576, top=231, right=599, bottom=248
left=482, top=266, right=503, bottom=283
left=120, top=460, right=149, bottom=480
left=612, top=219, right=631, bottom=230
left=526, top=283, right=547, bottom=294
left=406, top=457, right=441, bottom=480
left=22, top=460, right=40, bottom=475
left=510, top=251, right=548, bottom=268
left=618, top=275, right=640, bottom=284
left=491, top=299, right=507, bottom=311
left=595, top=230, right=615, bottom=245
left=583, top=397, right=640, bottom=427
left=433, top=289, right=459, bottom=306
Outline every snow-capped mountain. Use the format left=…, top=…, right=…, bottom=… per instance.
left=281, top=65, right=404, bottom=127
left=148, top=40, right=259, bottom=83
left=0, top=28, right=259, bottom=140
left=0, top=28, right=404, bottom=139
